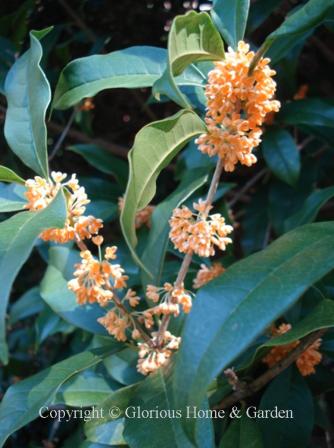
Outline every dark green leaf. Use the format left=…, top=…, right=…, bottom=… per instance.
left=259, top=368, right=314, bottom=448
left=4, top=29, right=51, bottom=177
left=0, top=191, right=66, bottom=364
left=174, top=222, right=334, bottom=438
left=68, top=144, right=128, bottom=188
left=211, top=0, right=250, bottom=49
left=278, top=98, right=334, bottom=128
left=285, top=187, right=334, bottom=231
left=0, top=166, right=25, bottom=184
left=262, top=128, right=300, bottom=186
left=9, top=287, right=43, bottom=324
left=219, top=412, right=263, bottom=448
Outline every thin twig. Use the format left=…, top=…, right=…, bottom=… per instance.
left=156, top=159, right=224, bottom=345
left=214, top=329, right=326, bottom=410
left=48, top=109, right=77, bottom=161
left=228, top=168, right=267, bottom=207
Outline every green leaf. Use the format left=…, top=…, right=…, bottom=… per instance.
left=0, top=191, right=66, bottom=364
left=278, top=98, right=334, bottom=127
left=255, top=0, right=334, bottom=64
left=54, top=368, right=121, bottom=407
left=211, top=0, right=250, bottom=49
left=123, top=370, right=214, bottom=448
left=259, top=368, right=314, bottom=448
left=35, top=305, right=73, bottom=345
left=84, top=383, right=138, bottom=445
left=68, top=144, right=128, bottom=188
left=9, top=287, right=43, bottom=324
left=174, top=222, right=334, bottom=438
left=262, top=128, right=300, bottom=186
left=40, top=246, right=108, bottom=335
left=4, top=29, right=51, bottom=177
left=285, top=187, right=334, bottom=231
left=219, top=412, right=263, bottom=448
left=247, top=0, right=283, bottom=33
left=0, top=346, right=121, bottom=447
left=103, top=348, right=143, bottom=386
left=0, top=182, right=26, bottom=212
left=120, top=110, right=206, bottom=273
left=0, top=166, right=25, bottom=184
left=52, top=46, right=203, bottom=110
left=153, top=11, right=224, bottom=108
left=141, top=168, right=209, bottom=287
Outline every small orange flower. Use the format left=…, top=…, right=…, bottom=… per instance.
left=25, top=171, right=102, bottom=243
left=118, top=196, right=154, bottom=228
left=80, top=97, right=95, bottom=111
left=193, top=262, right=225, bottom=288
left=98, top=310, right=129, bottom=342
left=263, top=323, right=322, bottom=376
left=293, top=84, right=309, bottom=100
left=169, top=202, right=233, bottom=257
left=196, top=41, right=280, bottom=172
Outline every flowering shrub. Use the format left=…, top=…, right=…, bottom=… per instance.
left=0, top=1, right=334, bottom=447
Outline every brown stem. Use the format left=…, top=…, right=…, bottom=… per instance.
left=156, top=159, right=224, bottom=345
left=214, top=329, right=326, bottom=410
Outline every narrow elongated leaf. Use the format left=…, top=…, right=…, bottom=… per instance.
left=52, top=46, right=203, bottom=110
left=141, top=168, right=208, bottom=287
left=211, top=0, right=250, bottom=49
left=68, top=144, right=128, bottom=188
left=262, top=128, right=300, bottom=186
left=4, top=29, right=51, bottom=177
left=174, top=222, right=334, bottom=438
left=40, top=246, right=108, bottom=335
left=0, top=346, right=121, bottom=447
left=153, top=11, right=224, bottom=108
left=0, top=191, right=66, bottom=364
left=0, top=166, right=24, bottom=184
left=256, top=0, right=334, bottom=63
left=285, top=187, right=334, bottom=231
left=120, top=110, right=206, bottom=273
left=259, top=368, right=314, bottom=448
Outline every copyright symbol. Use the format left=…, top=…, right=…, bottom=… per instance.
left=109, top=406, right=121, bottom=419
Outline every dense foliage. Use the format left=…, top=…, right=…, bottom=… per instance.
left=1, top=1, right=334, bottom=447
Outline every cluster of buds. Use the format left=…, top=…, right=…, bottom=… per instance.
left=118, top=196, right=154, bottom=229
left=25, top=171, right=102, bottom=243
left=196, top=41, right=280, bottom=172
left=193, top=262, right=225, bottom=289
left=169, top=200, right=233, bottom=257
left=137, top=331, right=181, bottom=375
left=263, top=323, right=322, bottom=376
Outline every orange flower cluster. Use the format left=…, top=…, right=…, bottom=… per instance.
left=196, top=41, right=280, bottom=172
left=193, top=262, right=225, bottom=289
left=118, top=196, right=154, bottom=229
left=169, top=201, right=233, bottom=257
left=98, top=309, right=130, bottom=342
left=68, top=246, right=129, bottom=306
left=144, top=282, right=193, bottom=322
left=263, top=323, right=322, bottom=376
left=137, top=331, right=181, bottom=375
left=25, top=171, right=102, bottom=243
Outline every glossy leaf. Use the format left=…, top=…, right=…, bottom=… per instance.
left=53, top=46, right=203, bottom=110
left=278, top=98, right=334, bottom=127
left=68, top=144, right=128, bottom=188
left=257, top=0, right=334, bottom=63
left=120, top=109, right=206, bottom=273
left=219, top=412, right=263, bottom=448
left=262, top=128, right=300, bottom=186
left=285, top=187, right=334, bottom=231
left=4, top=29, right=51, bottom=177
left=40, top=246, right=108, bottom=335
left=259, top=368, right=314, bottom=448
left=153, top=11, right=224, bottom=108
left=0, top=346, right=121, bottom=447
left=0, top=191, right=66, bottom=364
left=211, top=0, right=250, bottom=49
left=0, top=166, right=24, bottom=184
left=141, top=168, right=208, bottom=287
left=174, top=222, right=334, bottom=438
